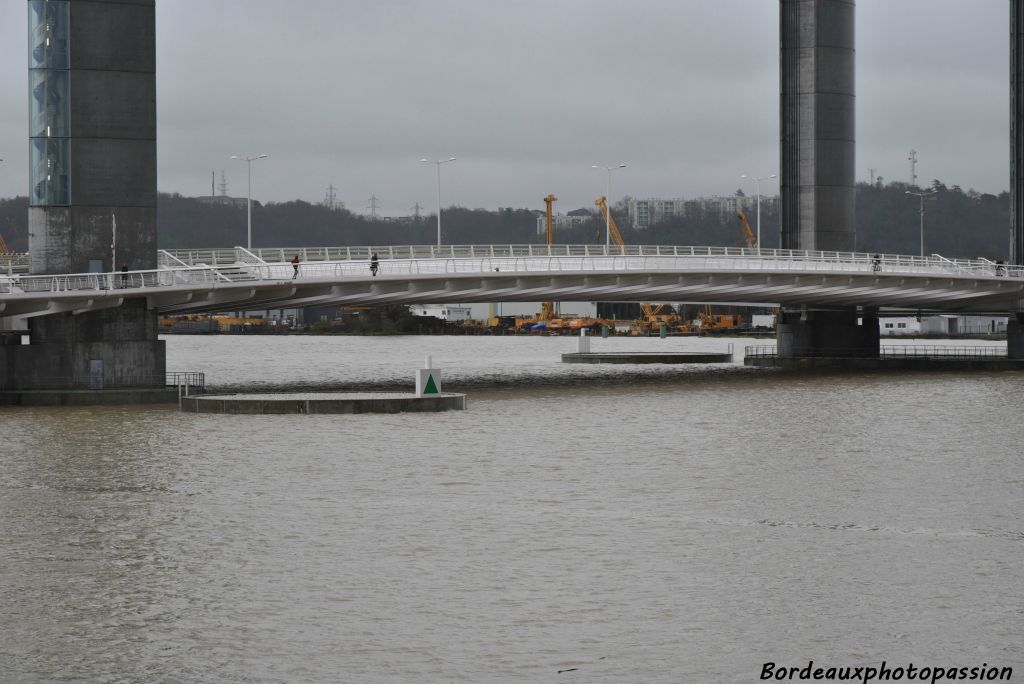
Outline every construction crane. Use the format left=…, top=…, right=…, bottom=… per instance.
left=736, top=211, right=757, bottom=249
left=631, top=303, right=686, bottom=335
left=698, top=305, right=744, bottom=333
left=540, top=194, right=558, bottom=321
left=543, top=194, right=557, bottom=246
left=594, top=196, right=625, bottom=247
left=0, top=234, right=10, bottom=254
left=595, top=197, right=670, bottom=332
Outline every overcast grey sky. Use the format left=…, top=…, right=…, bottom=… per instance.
left=0, top=1, right=1010, bottom=216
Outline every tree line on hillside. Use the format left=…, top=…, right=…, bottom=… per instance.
left=0, top=181, right=1012, bottom=260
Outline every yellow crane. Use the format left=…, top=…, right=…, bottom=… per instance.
left=540, top=194, right=558, bottom=321
left=594, top=196, right=625, bottom=247
left=0, top=234, right=10, bottom=254
left=631, top=303, right=687, bottom=335
left=736, top=211, right=757, bottom=249
left=543, top=194, right=557, bottom=246
left=698, top=305, right=744, bottom=333
left=595, top=197, right=672, bottom=334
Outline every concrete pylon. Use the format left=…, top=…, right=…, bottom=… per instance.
left=777, top=1, right=874, bottom=359
left=779, top=0, right=856, bottom=252
left=1008, top=0, right=1024, bottom=358
left=1009, top=0, right=1024, bottom=361
left=1012, top=0, right=1024, bottom=270
left=0, top=0, right=164, bottom=396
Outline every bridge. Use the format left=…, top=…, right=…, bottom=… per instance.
left=2, top=245, right=1023, bottom=320
left=5, top=0, right=1024, bottom=398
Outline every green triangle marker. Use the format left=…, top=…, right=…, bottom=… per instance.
left=423, top=374, right=439, bottom=394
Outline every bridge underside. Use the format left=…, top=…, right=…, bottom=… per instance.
left=2, top=267, right=1023, bottom=319
left=151, top=271, right=1024, bottom=317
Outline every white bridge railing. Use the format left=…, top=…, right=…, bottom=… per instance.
left=164, top=243, right=1021, bottom=278
left=1, top=244, right=1021, bottom=296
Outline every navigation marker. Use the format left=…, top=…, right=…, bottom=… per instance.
left=415, top=354, right=442, bottom=396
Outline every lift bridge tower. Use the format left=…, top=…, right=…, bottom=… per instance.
left=776, top=0, right=877, bottom=358
left=1, top=0, right=164, bottom=396
left=1011, top=0, right=1024, bottom=356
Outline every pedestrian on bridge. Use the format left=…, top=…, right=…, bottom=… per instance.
left=291, top=254, right=300, bottom=279
left=370, top=253, right=379, bottom=277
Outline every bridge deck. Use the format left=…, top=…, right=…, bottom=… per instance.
left=1, top=244, right=1022, bottom=320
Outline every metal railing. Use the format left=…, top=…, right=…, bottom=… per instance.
left=0, top=252, right=30, bottom=275
left=2, top=244, right=1023, bottom=298
left=167, top=371, right=205, bottom=390
left=744, top=345, right=1007, bottom=359
left=881, top=344, right=1005, bottom=358
left=5, top=245, right=1021, bottom=280
left=0, top=267, right=223, bottom=294
left=162, top=244, right=1024, bottom=278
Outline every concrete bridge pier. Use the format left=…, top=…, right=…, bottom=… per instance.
left=776, top=307, right=880, bottom=358
left=0, top=302, right=164, bottom=392
left=1008, top=315, right=1024, bottom=359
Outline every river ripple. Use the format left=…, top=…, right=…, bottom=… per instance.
left=1, top=335, right=1021, bottom=682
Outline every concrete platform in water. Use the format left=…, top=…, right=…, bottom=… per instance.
left=181, top=392, right=466, bottom=414
left=561, top=351, right=733, bottom=364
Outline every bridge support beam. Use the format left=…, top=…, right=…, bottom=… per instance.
left=776, top=307, right=879, bottom=358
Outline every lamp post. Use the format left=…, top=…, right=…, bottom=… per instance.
left=592, top=164, right=626, bottom=248
left=420, top=157, right=456, bottom=247
left=905, top=189, right=937, bottom=257
left=740, top=173, right=777, bottom=249
left=231, top=154, right=268, bottom=249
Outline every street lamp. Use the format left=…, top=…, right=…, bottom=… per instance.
left=905, top=189, right=937, bottom=257
left=420, top=157, right=456, bottom=247
left=231, top=153, right=268, bottom=249
left=740, top=173, right=777, bottom=249
left=592, top=164, right=626, bottom=248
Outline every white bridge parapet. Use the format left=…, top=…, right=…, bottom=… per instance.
left=1, top=244, right=1023, bottom=320
left=164, top=243, right=1020, bottom=277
